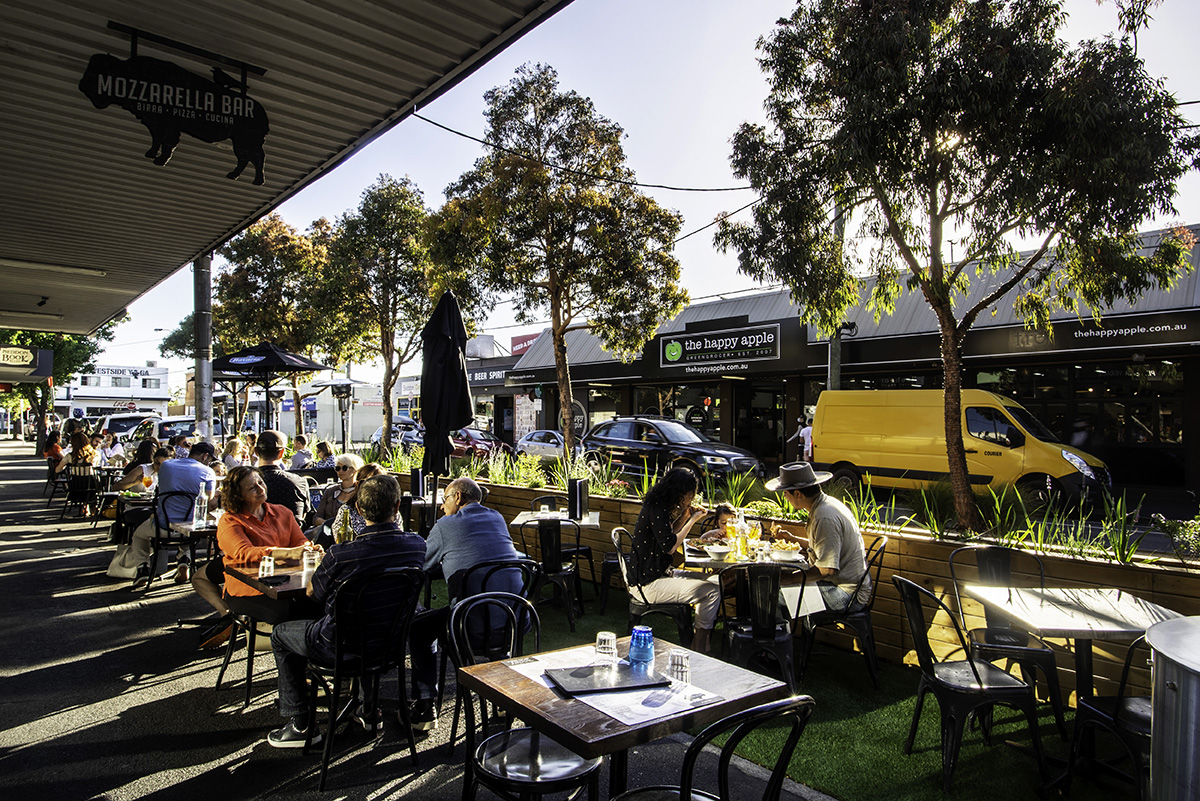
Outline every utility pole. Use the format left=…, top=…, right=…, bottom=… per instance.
left=827, top=204, right=847, bottom=390
left=194, top=252, right=213, bottom=443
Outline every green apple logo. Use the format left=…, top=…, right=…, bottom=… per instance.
left=665, top=340, right=683, bottom=362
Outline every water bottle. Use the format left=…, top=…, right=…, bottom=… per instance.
left=193, top=481, right=208, bottom=527
left=628, top=625, right=655, bottom=668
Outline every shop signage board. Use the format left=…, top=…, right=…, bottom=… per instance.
left=658, top=323, right=781, bottom=370
left=78, top=53, right=269, bottom=185
left=0, top=347, right=36, bottom=368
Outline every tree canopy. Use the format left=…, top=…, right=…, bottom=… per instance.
left=715, top=0, right=1197, bottom=527
left=433, top=63, right=687, bottom=448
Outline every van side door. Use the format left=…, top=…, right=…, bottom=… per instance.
left=964, top=406, right=1025, bottom=487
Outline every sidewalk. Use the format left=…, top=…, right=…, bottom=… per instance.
left=0, top=440, right=826, bottom=800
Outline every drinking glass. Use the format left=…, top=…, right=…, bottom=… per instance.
left=594, top=631, right=617, bottom=667
left=668, top=649, right=690, bottom=683
left=142, top=473, right=153, bottom=490
left=539, top=503, right=551, bottom=516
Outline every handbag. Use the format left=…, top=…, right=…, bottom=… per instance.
left=106, top=543, right=140, bottom=579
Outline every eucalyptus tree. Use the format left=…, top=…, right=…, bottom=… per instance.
left=715, top=0, right=1197, bottom=529
left=433, top=63, right=687, bottom=451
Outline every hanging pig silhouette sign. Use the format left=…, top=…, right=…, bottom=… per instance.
left=79, top=53, right=269, bottom=185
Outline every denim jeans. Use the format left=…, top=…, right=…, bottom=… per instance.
left=816, top=581, right=865, bottom=614
left=271, top=619, right=315, bottom=718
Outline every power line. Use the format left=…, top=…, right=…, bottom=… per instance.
left=414, top=112, right=753, bottom=193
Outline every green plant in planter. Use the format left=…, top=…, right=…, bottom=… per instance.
left=453, top=452, right=487, bottom=480
left=844, top=476, right=896, bottom=529
left=722, top=470, right=762, bottom=508
left=602, top=478, right=632, bottom=498
left=744, top=496, right=808, bottom=523
left=512, top=452, right=546, bottom=488
left=1099, top=492, right=1154, bottom=564
left=548, top=453, right=592, bottom=490
left=1151, top=512, right=1200, bottom=563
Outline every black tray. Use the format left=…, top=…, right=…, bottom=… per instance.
left=544, top=663, right=671, bottom=695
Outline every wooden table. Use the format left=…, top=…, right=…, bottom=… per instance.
left=457, top=637, right=788, bottom=795
left=964, top=585, right=1181, bottom=700
left=224, top=562, right=310, bottom=600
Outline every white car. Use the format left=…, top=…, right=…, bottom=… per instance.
left=515, top=430, right=579, bottom=462
left=96, top=412, right=156, bottom=442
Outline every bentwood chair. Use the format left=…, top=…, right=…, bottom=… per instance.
left=949, top=544, right=1068, bottom=740
left=441, top=558, right=542, bottom=752
left=721, top=563, right=801, bottom=692
left=303, top=567, right=424, bottom=790
left=799, top=535, right=887, bottom=688
left=1066, top=636, right=1152, bottom=800
left=892, top=575, right=1047, bottom=792
left=531, top=496, right=597, bottom=595
left=611, top=527, right=694, bottom=647
left=611, top=695, right=816, bottom=801
left=452, top=592, right=602, bottom=801
left=44, top=458, right=68, bottom=502
left=60, top=464, right=100, bottom=520
left=143, top=491, right=196, bottom=590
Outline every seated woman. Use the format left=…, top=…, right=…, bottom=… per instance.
left=192, top=466, right=322, bottom=641
left=311, top=441, right=336, bottom=469
left=43, top=430, right=65, bottom=466
left=222, top=438, right=245, bottom=470
left=328, top=462, right=386, bottom=544
left=98, top=432, right=125, bottom=467
left=114, top=445, right=169, bottom=492
left=311, top=453, right=363, bottom=531
left=627, top=467, right=719, bottom=652
left=56, top=431, right=99, bottom=473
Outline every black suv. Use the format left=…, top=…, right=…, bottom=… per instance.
left=580, top=416, right=764, bottom=479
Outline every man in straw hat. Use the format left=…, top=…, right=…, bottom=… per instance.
left=766, top=462, right=869, bottom=612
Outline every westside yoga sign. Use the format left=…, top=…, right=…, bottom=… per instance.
left=659, top=324, right=781, bottom=369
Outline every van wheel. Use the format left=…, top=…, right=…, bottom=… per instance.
left=1016, top=477, right=1053, bottom=512
left=830, top=468, right=860, bottom=498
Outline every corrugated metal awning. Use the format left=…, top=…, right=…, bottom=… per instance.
left=0, top=0, right=574, bottom=335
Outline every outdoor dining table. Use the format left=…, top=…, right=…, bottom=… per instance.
left=963, top=585, right=1181, bottom=701
left=456, top=636, right=789, bottom=797
left=223, top=561, right=310, bottom=600
left=681, top=549, right=826, bottom=619
left=509, top=510, right=603, bottom=529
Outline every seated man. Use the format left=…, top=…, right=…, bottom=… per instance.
left=267, top=474, right=437, bottom=747
left=289, top=434, right=314, bottom=470
left=424, top=477, right=524, bottom=603
left=128, top=442, right=219, bottom=589
left=255, top=429, right=311, bottom=525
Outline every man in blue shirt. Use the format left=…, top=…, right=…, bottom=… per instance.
left=129, top=441, right=218, bottom=589
left=267, top=474, right=436, bottom=747
left=424, top=477, right=523, bottom=601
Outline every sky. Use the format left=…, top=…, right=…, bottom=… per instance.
left=95, top=0, right=1200, bottom=389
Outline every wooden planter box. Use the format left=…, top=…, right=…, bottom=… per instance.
left=411, top=476, right=1200, bottom=707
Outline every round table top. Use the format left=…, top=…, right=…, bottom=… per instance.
left=1146, top=615, right=1200, bottom=673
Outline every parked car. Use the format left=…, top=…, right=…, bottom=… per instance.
left=580, top=415, right=764, bottom=478
left=516, top=429, right=580, bottom=463
left=370, top=415, right=424, bottom=450
left=452, top=427, right=514, bottom=458
left=95, top=412, right=156, bottom=442
left=128, top=415, right=224, bottom=444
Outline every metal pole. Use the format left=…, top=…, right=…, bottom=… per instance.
left=194, top=253, right=214, bottom=443
left=827, top=204, right=846, bottom=391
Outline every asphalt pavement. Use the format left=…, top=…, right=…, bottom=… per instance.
left=0, top=439, right=825, bottom=801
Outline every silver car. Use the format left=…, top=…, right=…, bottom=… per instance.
left=515, top=429, right=579, bottom=462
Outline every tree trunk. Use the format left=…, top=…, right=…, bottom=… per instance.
left=939, top=321, right=980, bottom=531
left=552, top=328, right=575, bottom=452
left=380, top=325, right=396, bottom=461
left=292, top=389, right=304, bottom=436
left=22, top=385, right=49, bottom=454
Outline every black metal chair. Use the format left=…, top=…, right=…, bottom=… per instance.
left=44, top=458, right=68, bottom=502
left=143, top=491, right=197, bottom=590
left=303, top=567, right=425, bottom=790
left=531, top=496, right=597, bottom=595
left=892, top=575, right=1047, bottom=792
left=441, top=558, right=542, bottom=752
left=452, top=592, right=602, bottom=801
left=60, top=463, right=100, bottom=521
left=1066, top=635, right=1152, bottom=800
left=720, top=563, right=801, bottom=693
left=521, top=518, right=583, bottom=632
left=799, top=534, right=887, bottom=688
left=611, top=527, right=694, bottom=648
left=611, top=695, right=816, bottom=801
left=949, top=544, right=1069, bottom=740
left=215, top=608, right=273, bottom=709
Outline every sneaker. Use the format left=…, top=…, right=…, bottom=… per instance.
left=353, top=705, right=384, bottom=734
left=131, top=564, right=150, bottom=591
left=267, top=717, right=322, bottom=749
left=408, top=699, right=438, bottom=732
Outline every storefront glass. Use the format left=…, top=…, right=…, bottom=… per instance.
left=588, top=388, right=621, bottom=430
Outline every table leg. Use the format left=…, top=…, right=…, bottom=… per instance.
left=609, top=748, right=628, bottom=797
left=1074, top=638, right=1094, bottom=701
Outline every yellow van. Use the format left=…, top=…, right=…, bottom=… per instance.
left=812, top=389, right=1110, bottom=504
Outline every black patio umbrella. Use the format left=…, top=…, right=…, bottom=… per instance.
left=420, top=292, right=474, bottom=479
left=210, top=342, right=332, bottom=430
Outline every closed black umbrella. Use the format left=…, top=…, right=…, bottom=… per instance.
left=420, top=292, right=473, bottom=478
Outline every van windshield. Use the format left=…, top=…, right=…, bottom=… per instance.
left=1005, top=406, right=1060, bottom=444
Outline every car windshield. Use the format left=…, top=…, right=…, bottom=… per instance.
left=161, top=421, right=195, bottom=439
left=1005, top=406, right=1060, bottom=444
left=107, top=418, right=143, bottom=434
left=654, top=419, right=710, bottom=444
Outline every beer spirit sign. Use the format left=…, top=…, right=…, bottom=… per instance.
left=79, top=54, right=270, bottom=185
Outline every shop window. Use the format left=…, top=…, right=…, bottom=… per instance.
left=110, top=376, right=130, bottom=388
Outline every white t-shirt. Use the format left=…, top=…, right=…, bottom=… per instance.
left=800, top=426, right=814, bottom=460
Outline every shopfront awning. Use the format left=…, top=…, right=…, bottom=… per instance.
left=1, top=0, right=574, bottom=335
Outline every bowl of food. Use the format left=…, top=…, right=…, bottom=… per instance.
left=704, top=543, right=733, bottom=559
left=771, top=540, right=804, bottom=561
left=684, top=538, right=708, bottom=552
